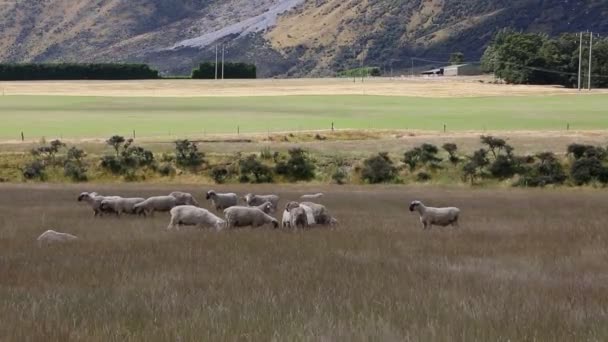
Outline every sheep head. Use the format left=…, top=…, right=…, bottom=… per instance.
left=206, top=190, right=215, bottom=200
left=409, top=201, right=422, bottom=212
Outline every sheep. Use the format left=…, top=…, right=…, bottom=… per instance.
left=300, top=193, right=324, bottom=200
left=77, top=192, right=121, bottom=217
left=168, top=205, right=225, bottom=231
left=255, top=201, right=273, bottom=214
left=409, top=200, right=460, bottom=230
left=37, top=230, right=78, bottom=245
left=169, top=191, right=199, bottom=206
left=223, top=206, right=279, bottom=229
left=283, top=201, right=330, bottom=229
left=100, top=197, right=145, bottom=216
left=243, top=193, right=280, bottom=213
left=300, top=201, right=338, bottom=226
left=206, top=190, right=238, bottom=212
left=133, top=196, right=177, bottom=216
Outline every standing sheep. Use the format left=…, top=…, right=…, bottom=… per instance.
left=223, top=206, right=279, bottom=229
left=169, top=191, right=199, bottom=206
left=243, top=193, right=280, bottom=213
left=409, top=200, right=460, bottom=230
left=206, top=190, right=238, bottom=212
left=100, top=197, right=145, bottom=216
left=168, top=205, right=225, bottom=231
left=133, top=196, right=177, bottom=216
left=77, top=192, right=121, bottom=217
left=283, top=201, right=331, bottom=229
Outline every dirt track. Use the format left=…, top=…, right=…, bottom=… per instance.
left=1, top=77, right=606, bottom=97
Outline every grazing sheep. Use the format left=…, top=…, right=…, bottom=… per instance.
left=243, top=193, right=280, bottom=213
left=37, top=230, right=78, bottom=245
left=133, top=196, right=177, bottom=216
left=283, top=201, right=328, bottom=229
left=206, top=190, right=238, bottom=212
left=168, top=205, right=225, bottom=231
left=169, top=191, right=199, bottom=206
left=77, top=192, right=121, bottom=217
left=300, top=193, right=324, bottom=200
left=409, top=200, right=460, bottom=230
left=301, top=201, right=338, bottom=226
left=223, top=206, right=279, bottom=229
left=100, top=197, right=145, bottom=216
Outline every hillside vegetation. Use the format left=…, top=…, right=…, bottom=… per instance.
left=0, top=0, right=606, bottom=76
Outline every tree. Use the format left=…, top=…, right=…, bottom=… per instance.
left=106, top=135, right=125, bottom=157
left=449, top=52, right=465, bottom=65
left=480, top=135, right=508, bottom=159
left=275, top=148, right=316, bottom=181
left=442, top=143, right=460, bottom=165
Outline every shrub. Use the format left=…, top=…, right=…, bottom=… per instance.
left=64, top=161, right=88, bottom=182
left=175, top=140, right=205, bottom=169
left=22, top=160, right=46, bottom=180
left=416, top=172, right=432, bottom=182
left=191, top=62, right=256, bottom=79
left=100, top=155, right=123, bottom=174
left=275, top=148, right=315, bottom=181
left=210, top=166, right=229, bottom=184
left=403, top=144, right=442, bottom=172
left=240, top=155, right=273, bottom=183
left=332, top=168, right=347, bottom=185
left=106, top=135, right=126, bottom=157
left=442, top=143, right=460, bottom=165
left=570, top=157, right=606, bottom=185
left=158, top=163, right=176, bottom=177
left=462, top=149, right=490, bottom=184
left=361, top=152, right=397, bottom=184
left=260, top=147, right=273, bottom=160
left=489, top=155, right=519, bottom=179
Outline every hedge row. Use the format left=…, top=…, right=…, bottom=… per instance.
left=191, top=62, right=257, bottom=79
left=0, top=63, right=159, bottom=80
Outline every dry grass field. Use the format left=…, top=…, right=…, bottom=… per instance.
left=1, top=184, right=607, bottom=341
left=2, top=77, right=608, bottom=98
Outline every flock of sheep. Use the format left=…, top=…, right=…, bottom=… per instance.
left=37, top=190, right=461, bottom=244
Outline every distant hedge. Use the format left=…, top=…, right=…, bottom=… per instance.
left=337, top=67, right=381, bottom=78
left=0, top=63, right=159, bottom=80
left=191, top=62, right=257, bottom=79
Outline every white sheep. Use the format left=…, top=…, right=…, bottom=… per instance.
left=100, top=197, right=145, bottom=216
left=255, top=201, right=273, bottom=214
left=206, top=190, right=238, bottom=212
left=37, top=230, right=78, bottom=245
left=223, top=206, right=279, bottom=229
left=168, top=205, right=226, bottom=231
left=169, top=191, right=199, bottom=206
left=243, top=193, right=280, bottom=213
left=133, top=196, right=177, bottom=216
left=409, top=200, right=460, bottom=230
left=77, top=192, right=121, bottom=217
left=283, top=201, right=326, bottom=229
left=300, top=201, right=338, bottom=226
left=300, top=193, right=324, bottom=200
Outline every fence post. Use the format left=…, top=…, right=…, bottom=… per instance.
left=567, top=123, right=570, bottom=131
left=21, top=132, right=24, bottom=141
left=331, top=122, right=334, bottom=132
left=443, top=124, right=446, bottom=133
left=237, top=126, right=240, bottom=135
left=133, top=130, right=136, bottom=139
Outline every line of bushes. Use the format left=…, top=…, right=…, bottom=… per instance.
left=191, top=62, right=257, bottom=79
left=14, top=135, right=608, bottom=188
left=0, top=63, right=160, bottom=80
left=336, top=67, right=381, bottom=78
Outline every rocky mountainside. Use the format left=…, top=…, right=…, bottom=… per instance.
left=0, top=0, right=606, bottom=77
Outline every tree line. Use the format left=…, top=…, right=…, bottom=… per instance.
left=0, top=63, right=160, bottom=80
left=482, top=30, right=608, bottom=88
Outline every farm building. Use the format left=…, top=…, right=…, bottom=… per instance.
left=421, top=64, right=482, bottom=76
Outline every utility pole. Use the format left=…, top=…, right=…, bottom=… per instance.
left=221, top=45, right=225, bottom=80
left=578, top=32, right=583, bottom=91
left=588, top=32, right=593, bottom=91
left=215, top=45, right=218, bottom=80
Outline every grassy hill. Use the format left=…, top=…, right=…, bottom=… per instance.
left=0, top=0, right=606, bottom=76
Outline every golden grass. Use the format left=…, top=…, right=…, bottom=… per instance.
left=1, top=77, right=607, bottom=98
left=1, top=184, right=608, bottom=340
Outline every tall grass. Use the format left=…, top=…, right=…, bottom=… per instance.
left=1, top=184, right=607, bottom=340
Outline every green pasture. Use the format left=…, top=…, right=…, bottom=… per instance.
left=0, top=94, right=606, bottom=139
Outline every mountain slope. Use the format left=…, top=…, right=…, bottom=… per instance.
left=0, top=0, right=607, bottom=76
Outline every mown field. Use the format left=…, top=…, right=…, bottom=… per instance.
left=1, top=184, right=607, bottom=341
left=1, top=94, right=608, bottom=140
